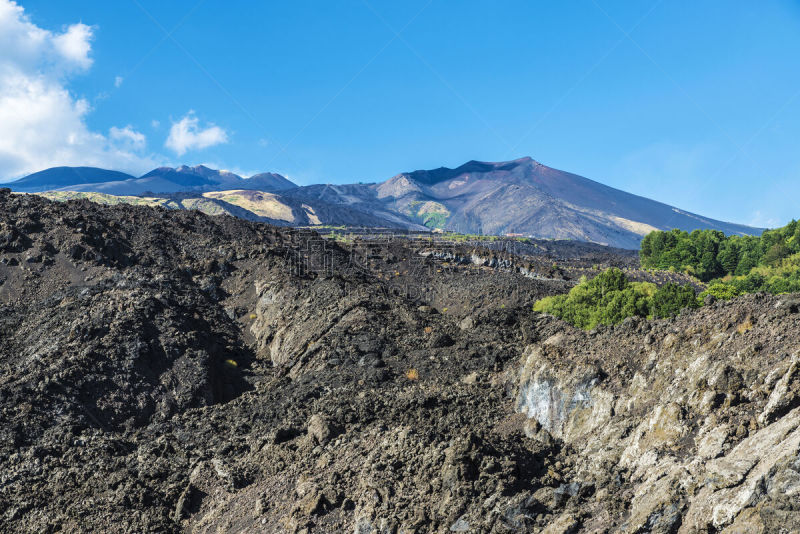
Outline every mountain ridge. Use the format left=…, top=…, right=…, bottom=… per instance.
left=8, top=166, right=137, bottom=192
left=370, top=157, right=759, bottom=247
left=4, top=158, right=763, bottom=249
left=6, top=164, right=298, bottom=196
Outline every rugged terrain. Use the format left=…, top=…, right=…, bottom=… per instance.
left=0, top=190, right=798, bottom=533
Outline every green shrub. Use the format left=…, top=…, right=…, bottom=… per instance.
left=700, top=282, right=741, bottom=300
left=533, top=268, right=698, bottom=329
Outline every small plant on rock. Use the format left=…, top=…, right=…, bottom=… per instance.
left=736, top=319, right=753, bottom=334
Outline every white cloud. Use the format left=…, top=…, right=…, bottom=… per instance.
left=114, top=75, right=123, bottom=88
left=165, top=111, right=228, bottom=156
left=151, top=119, right=160, bottom=129
left=52, top=23, right=93, bottom=70
left=0, top=0, right=158, bottom=180
left=109, top=125, right=146, bottom=151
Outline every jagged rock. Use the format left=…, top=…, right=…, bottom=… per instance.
left=1, top=193, right=799, bottom=533
left=542, top=512, right=580, bottom=534
left=307, top=414, right=333, bottom=445
left=449, top=516, right=470, bottom=532
left=759, top=356, right=800, bottom=425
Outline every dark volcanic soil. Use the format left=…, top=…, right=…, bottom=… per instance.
left=1, top=190, right=799, bottom=533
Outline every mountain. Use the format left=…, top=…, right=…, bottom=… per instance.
left=246, top=172, right=298, bottom=192
left=6, top=165, right=298, bottom=195
left=8, top=158, right=762, bottom=248
left=7, top=166, right=136, bottom=193
left=274, top=157, right=760, bottom=249
left=367, top=157, right=760, bottom=249
left=139, top=165, right=297, bottom=192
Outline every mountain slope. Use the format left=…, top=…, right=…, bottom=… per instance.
left=7, top=167, right=136, bottom=193
left=371, top=157, right=760, bottom=248
left=37, top=189, right=424, bottom=229
left=246, top=172, right=298, bottom=192
left=7, top=165, right=298, bottom=195
left=139, top=165, right=297, bottom=192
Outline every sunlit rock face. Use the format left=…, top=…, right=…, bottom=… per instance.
left=511, top=299, right=800, bottom=532
left=516, top=343, right=612, bottom=441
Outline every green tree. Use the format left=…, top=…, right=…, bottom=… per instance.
left=717, top=241, right=740, bottom=274
left=651, top=283, right=699, bottom=318
left=763, top=242, right=790, bottom=266
left=640, top=218, right=800, bottom=298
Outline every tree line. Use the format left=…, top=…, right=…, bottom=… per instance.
left=640, top=221, right=800, bottom=297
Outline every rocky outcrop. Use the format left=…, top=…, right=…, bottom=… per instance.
left=513, top=295, right=800, bottom=532
left=0, top=192, right=797, bottom=532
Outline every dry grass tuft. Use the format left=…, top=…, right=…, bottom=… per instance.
left=406, top=368, right=419, bottom=381
left=736, top=319, right=753, bottom=334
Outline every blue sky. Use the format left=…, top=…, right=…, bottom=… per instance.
left=2, top=0, right=800, bottom=227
